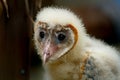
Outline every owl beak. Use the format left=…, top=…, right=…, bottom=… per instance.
left=42, top=40, right=58, bottom=64
left=43, top=51, right=51, bottom=64
left=43, top=42, right=51, bottom=64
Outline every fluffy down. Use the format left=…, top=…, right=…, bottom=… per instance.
left=34, top=7, right=120, bottom=80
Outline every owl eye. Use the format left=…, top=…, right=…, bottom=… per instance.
left=57, top=32, right=66, bottom=41
left=39, top=31, right=45, bottom=39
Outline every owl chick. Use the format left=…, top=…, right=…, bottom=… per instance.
left=34, top=7, right=120, bottom=80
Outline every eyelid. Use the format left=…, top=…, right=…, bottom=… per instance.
left=55, top=31, right=65, bottom=36
left=55, top=31, right=67, bottom=41
left=58, top=31, right=65, bottom=35
left=39, top=27, right=47, bottom=32
left=40, top=29, right=46, bottom=33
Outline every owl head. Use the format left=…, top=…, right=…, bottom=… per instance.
left=34, top=7, right=86, bottom=64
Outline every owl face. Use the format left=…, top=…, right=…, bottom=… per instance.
left=34, top=22, right=78, bottom=64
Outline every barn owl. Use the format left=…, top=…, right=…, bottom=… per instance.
left=34, top=7, right=120, bottom=80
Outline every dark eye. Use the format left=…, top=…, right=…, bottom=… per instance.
left=57, top=33, right=66, bottom=41
left=39, top=31, right=45, bottom=39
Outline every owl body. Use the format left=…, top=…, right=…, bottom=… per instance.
left=34, top=7, right=120, bottom=80
left=44, top=37, right=120, bottom=80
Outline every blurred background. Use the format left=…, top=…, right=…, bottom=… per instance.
left=0, top=0, right=120, bottom=80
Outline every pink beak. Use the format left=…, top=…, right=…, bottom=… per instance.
left=43, top=41, right=51, bottom=64
left=43, top=41, right=58, bottom=64
left=43, top=40, right=58, bottom=64
left=43, top=51, right=50, bottom=64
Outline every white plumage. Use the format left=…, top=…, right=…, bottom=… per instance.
left=34, top=7, right=120, bottom=80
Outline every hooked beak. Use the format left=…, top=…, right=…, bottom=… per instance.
left=42, top=40, right=59, bottom=64
left=43, top=50, right=51, bottom=64
left=42, top=41, right=58, bottom=64
left=43, top=41, right=51, bottom=64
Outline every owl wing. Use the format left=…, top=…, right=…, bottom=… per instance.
left=81, top=56, right=100, bottom=80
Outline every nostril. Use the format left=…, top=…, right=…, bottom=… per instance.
left=46, top=52, right=50, bottom=56
left=44, top=51, right=50, bottom=56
